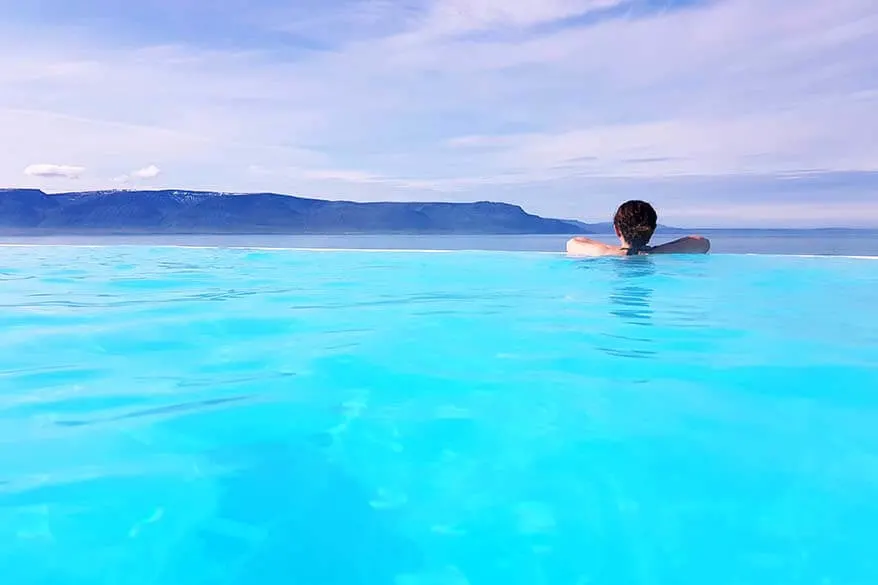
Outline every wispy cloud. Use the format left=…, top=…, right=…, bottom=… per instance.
left=447, top=100, right=878, bottom=178
left=419, top=0, right=625, bottom=36
left=1, top=0, right=877, bottom=226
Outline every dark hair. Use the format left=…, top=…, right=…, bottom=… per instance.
left=614, top=200, right=657, bottom=255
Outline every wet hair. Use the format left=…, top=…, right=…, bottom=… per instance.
left=613, top=200, right=657, bottom=255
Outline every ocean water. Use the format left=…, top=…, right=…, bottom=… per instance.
left=1, top=245, right=877, bottom=585
left=2, top=229, right=878, bottom=256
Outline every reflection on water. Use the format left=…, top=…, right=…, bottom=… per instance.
left=598, top=257, right=658, bottom=360
left=609, top=257, right=656, bottom=325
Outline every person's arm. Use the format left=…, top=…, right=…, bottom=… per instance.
left=649, top=235, right=711, bottom=255
left=566, top=236, right=618, bottom=257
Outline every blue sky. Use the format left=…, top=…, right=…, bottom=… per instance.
left=2, top=0, right=877, bottom=227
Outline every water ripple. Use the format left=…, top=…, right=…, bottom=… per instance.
left=0, top=247, right=877, bottom=584
left=53, top=395, right=254, bottom=428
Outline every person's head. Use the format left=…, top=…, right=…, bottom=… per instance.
left=613, top=200, right=657, bottom=254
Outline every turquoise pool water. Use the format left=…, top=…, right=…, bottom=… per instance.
left=1, top=246, right=877, bottom=585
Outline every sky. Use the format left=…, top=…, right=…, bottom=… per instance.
left=1, top=0, right=877, bottom=227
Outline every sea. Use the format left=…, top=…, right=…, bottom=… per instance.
left=1, top=229, right=877, bottom=255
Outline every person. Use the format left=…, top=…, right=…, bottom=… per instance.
left=566, top=200, right=710, bottom=257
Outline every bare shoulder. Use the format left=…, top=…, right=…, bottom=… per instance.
left=566, top=237, right=617, bottom=257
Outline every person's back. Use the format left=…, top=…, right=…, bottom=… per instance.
left=566, top=200, right=710, bottom=257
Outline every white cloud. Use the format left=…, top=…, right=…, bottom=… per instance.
left=23, top=163, right=85, bottom=179
left=131, top=164, right=161, bottom=179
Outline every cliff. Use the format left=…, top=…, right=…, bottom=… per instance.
left=0, top=189, right=588, bottom=235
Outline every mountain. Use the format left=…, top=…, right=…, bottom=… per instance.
left=0, top=188, right=592, bottom=235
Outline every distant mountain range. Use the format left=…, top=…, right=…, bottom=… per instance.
left=0, top=188, right=605, bottom=235
left=4, top=189, right=867, bottom=235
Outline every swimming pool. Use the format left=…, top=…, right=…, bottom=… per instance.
left=1, top=246, right=877, bottom=585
